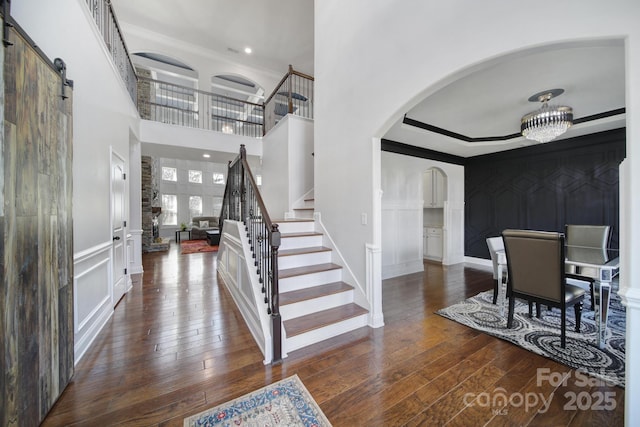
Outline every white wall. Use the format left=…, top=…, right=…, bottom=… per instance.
left=140, top=120, right=262, bottom=158
left=261, top=115, right=314, bottom=218
left=381, top=152, right=464, bottom=279
left=315, top=1, right=640, bottom=422
left=12, top=0, right=141, bottom=362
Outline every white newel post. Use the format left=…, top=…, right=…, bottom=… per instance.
left=366, top=243, right=384, bottom=328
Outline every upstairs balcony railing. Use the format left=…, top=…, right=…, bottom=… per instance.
left=264, top=65, right=314, bottom=134
left=137, top=75, right=265, bottom=137
left=221, top=145, right=282, bottom=363
left=85, top=0, right=137, bottom=103
left=84, top=0, right=313, bottom=137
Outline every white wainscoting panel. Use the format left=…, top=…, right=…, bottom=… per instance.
left=382, top=201, right=425, bottom=279
left=73, top=242, right=113, bottom=364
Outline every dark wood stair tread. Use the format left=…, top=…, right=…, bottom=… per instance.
left=280, top=282, right=353, bottom=306
left=279, top=263, right=342, bottom=279
left=281, top=231, right=323, bottom=238
left=278, top=246, right=331, bottom=257
left=284, top=303, right=368, bottom=337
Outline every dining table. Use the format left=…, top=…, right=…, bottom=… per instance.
left=495, top=245, right=619, bottom=349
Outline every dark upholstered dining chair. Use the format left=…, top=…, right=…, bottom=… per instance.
left=502, top=229, right=586, bottom=348
left=565, top=224, right=611, bottom=310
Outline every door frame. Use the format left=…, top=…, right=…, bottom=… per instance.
left=110, top=147, right=129, bottom=306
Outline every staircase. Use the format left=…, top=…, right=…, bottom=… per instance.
left=275, top=212, right=369, bottom=354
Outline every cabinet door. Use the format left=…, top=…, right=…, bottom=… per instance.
left=423, top=228, right=428, bottom=256
left=430, top=234, right=443, bottom=259
left=426, top=228, right=443, bottom=260
left=424, top=169, right=445, bottom=208
left=424, top=170, right=434, bottom=207
left=433, top=171, right=444, bottom=208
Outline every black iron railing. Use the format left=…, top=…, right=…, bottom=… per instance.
left=85, top=0, right=137, bottom=103
left=264, top=65, right=314, bottom=134
left=137, top=76, right=264, bottom=137
left=221, top=145, right=282, bottom=363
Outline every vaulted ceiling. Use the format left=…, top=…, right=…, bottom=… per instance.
left=111, top=2, right=626, bottom=159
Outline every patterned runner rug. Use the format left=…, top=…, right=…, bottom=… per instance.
left=183, top=375, right=332, bottom=426
left=436, top=285, right=625, bottom=388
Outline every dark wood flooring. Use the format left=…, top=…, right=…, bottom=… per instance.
left=42, top=247, right=624, bottom=426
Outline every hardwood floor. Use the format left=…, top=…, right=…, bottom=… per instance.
left=43, top=248, right=624, bottom=426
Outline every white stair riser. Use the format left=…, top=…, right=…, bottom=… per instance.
left=278, top=251, right=332, bottom=270
left=276, top=221, right=315, bottom=234
left=280, top=235, right=323, bottom=250
left=280, top=290, right=355, bottom=320
left=293, top=209, right=314, bottom=219
left=279, top=269, right=342, bottom=293
left=284, top=314, right=369, bottom=353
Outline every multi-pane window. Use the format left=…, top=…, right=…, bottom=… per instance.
left=213, top=173, right=225, bottom=184
left=161, top=194, right=177, bottom=225
left=256, top=175, right=262, bottom=186
left=162, top=167, right=177, bottom=181
left=189, top=196, right=202, bottom=219
left=188, top=170, right=202, bottom=184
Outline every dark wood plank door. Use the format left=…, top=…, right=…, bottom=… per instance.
left=1, top=21, right=74, bottom=426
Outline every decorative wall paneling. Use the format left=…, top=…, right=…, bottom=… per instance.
left=381, top=200, right=425, bottom=279
left=465, top=128, right=625, bottom=259
left=73, top=243, right=112, bottom=363
left=1, top=18, right=74, bottom=426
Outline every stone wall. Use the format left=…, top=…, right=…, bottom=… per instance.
left=141, top=155, right=153, bottom=251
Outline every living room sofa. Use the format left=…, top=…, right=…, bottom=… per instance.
left=190, top=216, right=219, bottom=240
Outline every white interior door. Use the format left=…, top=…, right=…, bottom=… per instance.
left=111, top=151, right=127, bottom=306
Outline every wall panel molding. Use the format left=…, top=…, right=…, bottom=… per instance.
left=465, top=128, right=626, bottom=259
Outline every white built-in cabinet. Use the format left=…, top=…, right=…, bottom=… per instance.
left=424, top=227, right=443, bottom=261
left=423, top=168, right=445, bottom=208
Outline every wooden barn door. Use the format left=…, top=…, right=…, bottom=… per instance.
left=1, top=18, right=74, bottom=426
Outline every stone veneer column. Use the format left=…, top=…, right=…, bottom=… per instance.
left=141, top=155, right=153, bottom=252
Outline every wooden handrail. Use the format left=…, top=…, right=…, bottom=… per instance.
left=263, top=64, right=314, bottom=105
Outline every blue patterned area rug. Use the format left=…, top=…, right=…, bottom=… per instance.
left=436, top=286, right=625, bottom=388
left=183, top=375, right=332, bottom=427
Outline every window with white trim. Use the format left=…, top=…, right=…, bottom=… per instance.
left=189, top=196, right=202, bottom=218
left=188, top=170, right=202, bottom=184
left=162, top=167, right=177, bottom=182
left=213, top=173, right=225, bottom=184
left=161, top=194, right=177, bottom=225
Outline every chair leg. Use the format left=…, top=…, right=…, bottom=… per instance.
left=492, top=279, right=499, bottom=304
left=536, top=302, right=541, bottom=318
left=528, top=301, right=533, bottom=318
left=574, top=301, right=583, bottom=332
left=507, top=296, right=516, bottom=328
left=561, top=307, right=567, bottom=348
left=590, top=282, right=595, bottom=311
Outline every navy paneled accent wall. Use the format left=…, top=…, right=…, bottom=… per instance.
left=465, top=128, right=626, bottom=259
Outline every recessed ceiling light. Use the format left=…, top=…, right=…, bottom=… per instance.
left=202, top=154, right=210, bottom=158
left=244, top=47, right=252, bottom=54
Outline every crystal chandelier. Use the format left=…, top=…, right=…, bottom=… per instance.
left=521, top=89, right=573, bottom=143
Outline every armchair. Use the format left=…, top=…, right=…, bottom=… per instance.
left=565, top=224, right=611, bottom=310
left=502, top=229, right=585, bottom=348
left=486, top=237, right=505, bottom=305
